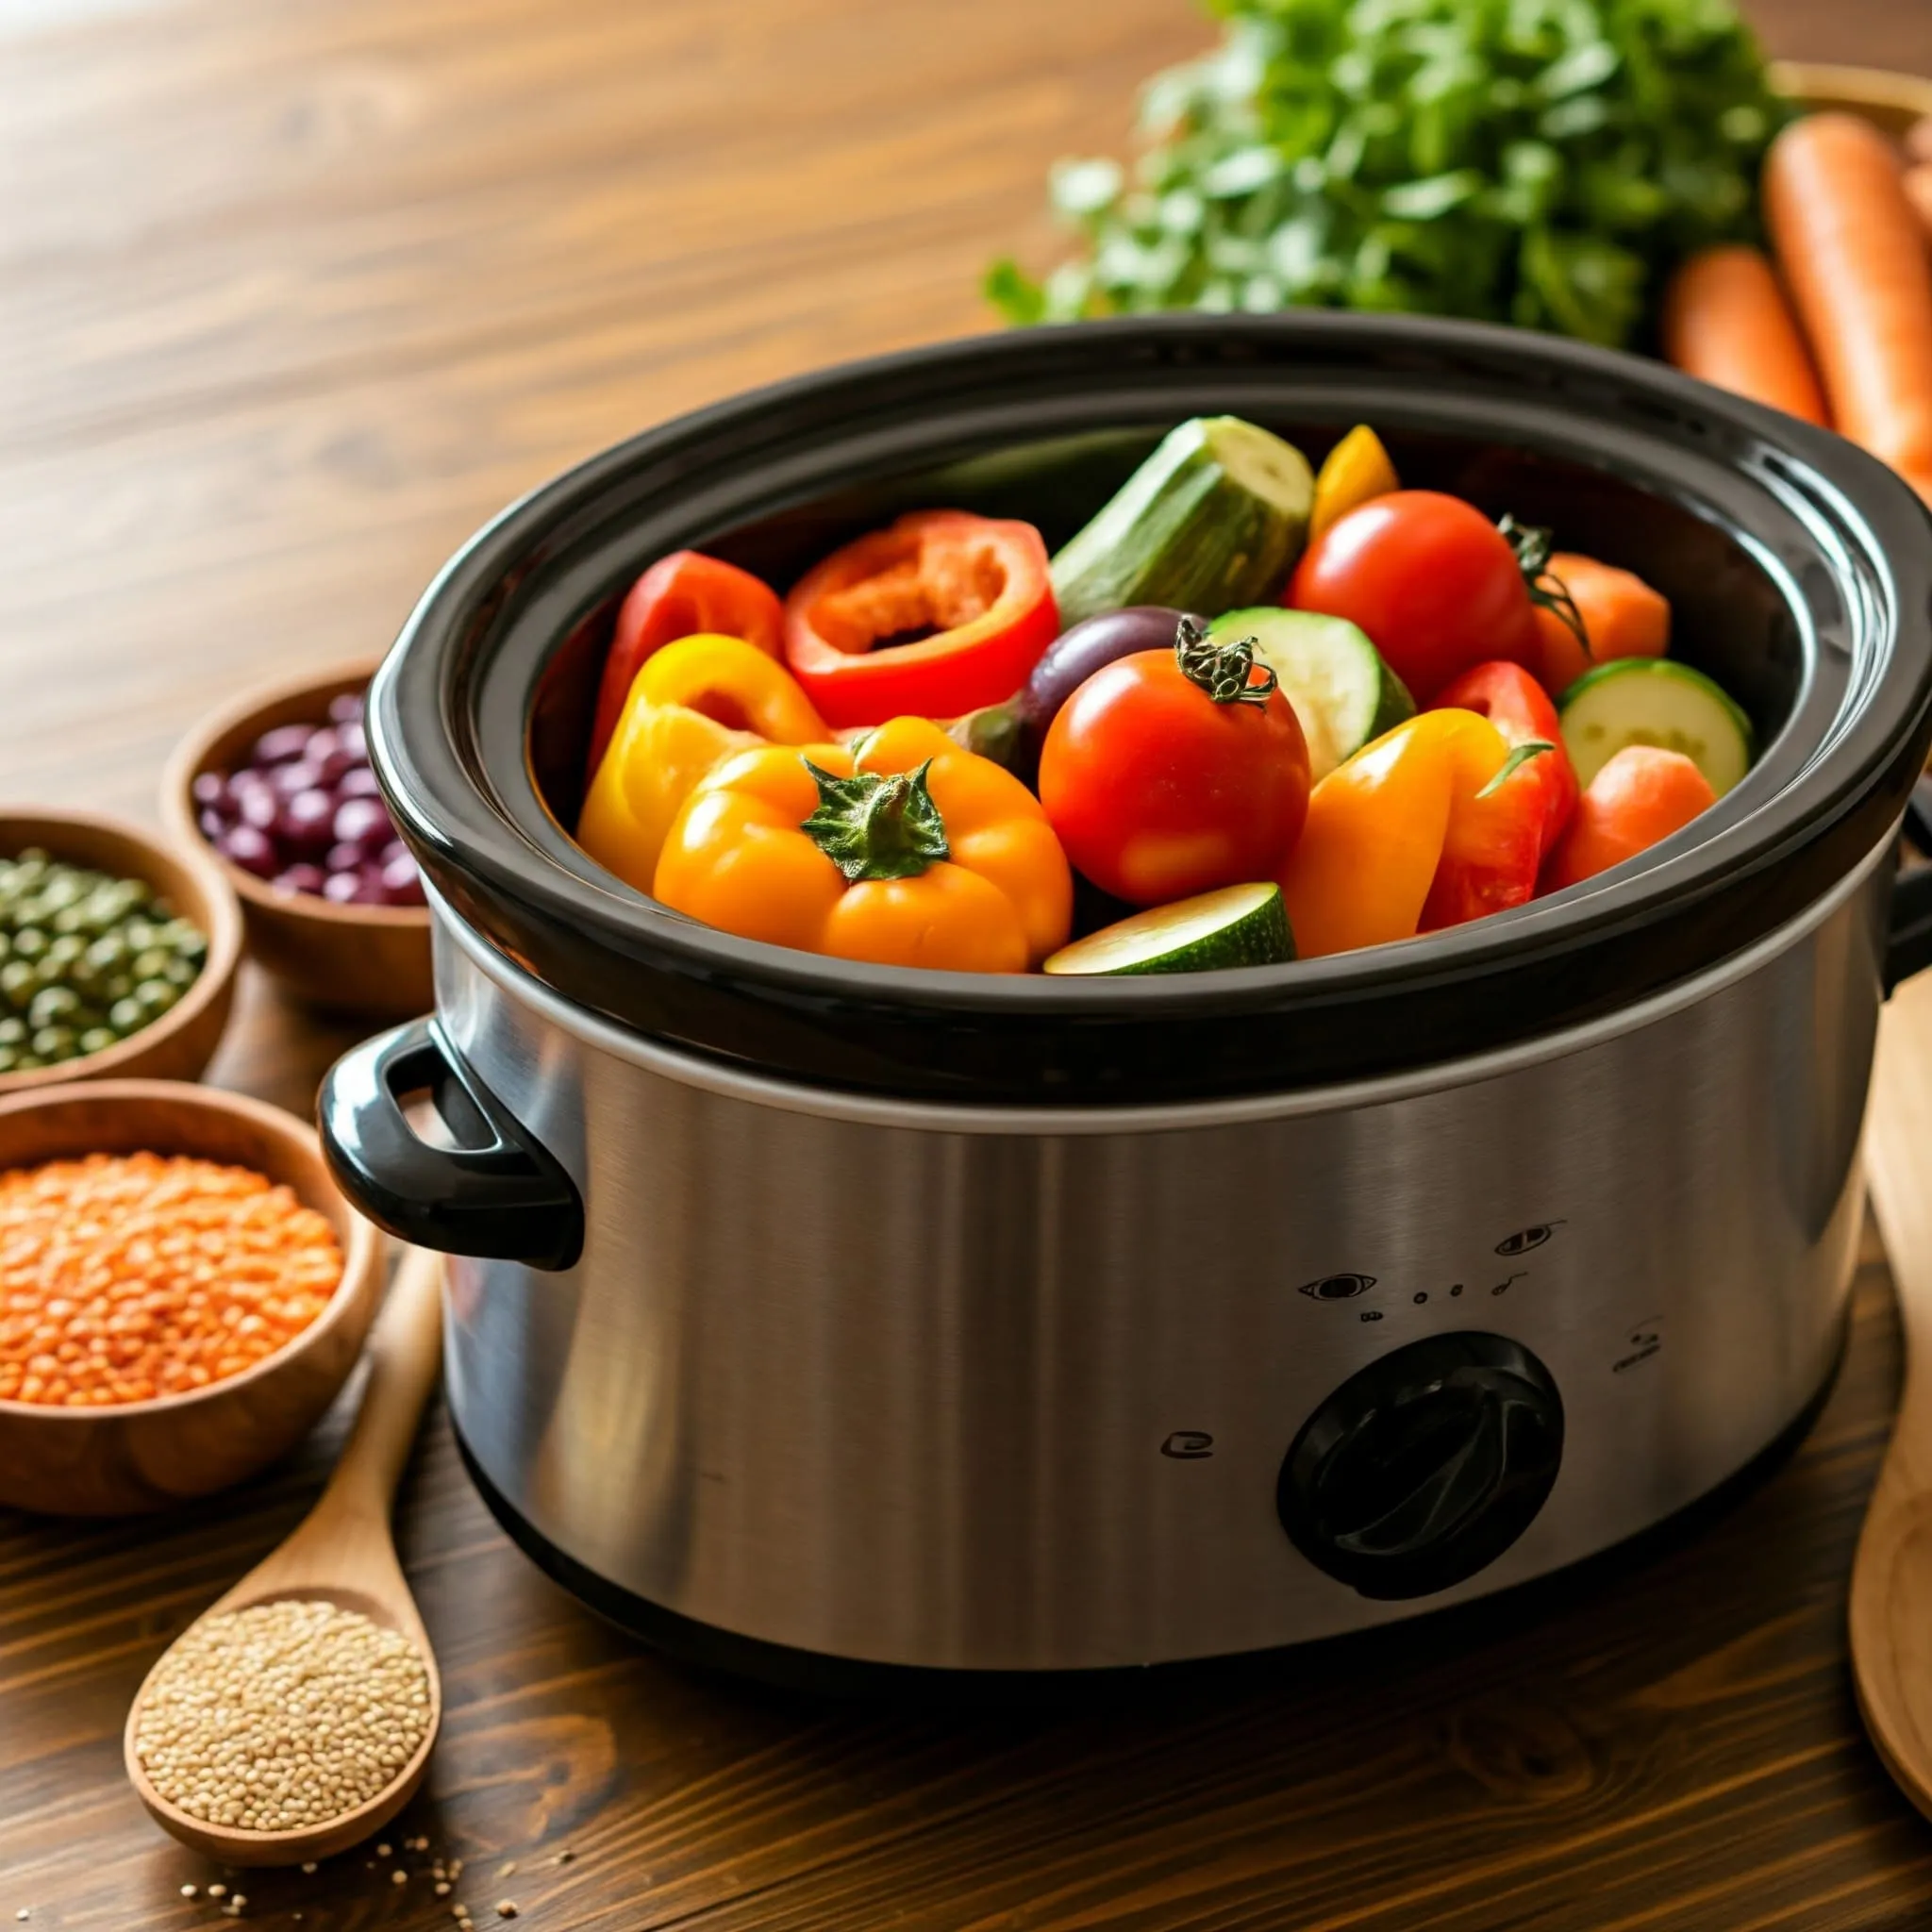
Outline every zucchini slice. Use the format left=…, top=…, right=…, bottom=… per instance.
left=1050, top=417, right=1314, bottom=630
left=1208, top=607, right=1414, bottom=781
left=1043, top=882, right=1293, bottom=976
left=1558, top=658, right=1754, bottom=795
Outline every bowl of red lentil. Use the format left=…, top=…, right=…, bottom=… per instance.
left=0, top=1078, right=384, bottom=1514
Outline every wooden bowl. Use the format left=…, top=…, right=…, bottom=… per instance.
left=0, top=1079, right=383, bottom=1515
left=161, top=657, right=434, bottom=1022
left=0, top=808, right=242, bottom=1100
left=1774, top=60, right=1932, bottom=136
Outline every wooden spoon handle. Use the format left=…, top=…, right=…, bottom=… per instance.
left=1851, top=974, right=1932, bottom=1812
left=1867, top=981, right=1932, bottom=1470
left=316, top=1243, right=444, bottom=1522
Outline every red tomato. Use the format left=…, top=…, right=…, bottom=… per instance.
left=1287, top=491, right=1540, bottom=702
left=1038, top=643, right=1309, bottom=907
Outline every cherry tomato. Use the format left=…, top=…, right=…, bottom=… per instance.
left=1038, top=635, right=1309, bottom=908
left=1287, top=491, right=1539, bottom=703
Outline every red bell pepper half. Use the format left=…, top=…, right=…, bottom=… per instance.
left=589, top=551, right=784, bottom=773
left=781, top=510, right=1058, bottom=727
left=1432, top=662, right=1578, bottom=858
left=1420, top=662, right=1578, bottom=931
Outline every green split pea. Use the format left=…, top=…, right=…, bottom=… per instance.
left=0, top=849, right=207, bottom=1075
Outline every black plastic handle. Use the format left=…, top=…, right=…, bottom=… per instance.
left=318, top=1017, right=584, bottom=1270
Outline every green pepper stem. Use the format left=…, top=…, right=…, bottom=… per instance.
left=799, top=757, right=951, bottom=882
left=1475, top=738, right=1555, bottom=799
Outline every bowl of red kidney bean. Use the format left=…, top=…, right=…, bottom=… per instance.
left=163, top=659, right=433, bottom=1020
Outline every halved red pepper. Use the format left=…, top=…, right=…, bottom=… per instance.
left=589, top=552, right=784, bottom=772
left=780, top=510, right=1058, bottom=728
left=1430, top=661, right=1578, bottom=863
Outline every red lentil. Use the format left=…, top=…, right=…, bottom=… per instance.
left=0, top=1152, right=341, bottom=1407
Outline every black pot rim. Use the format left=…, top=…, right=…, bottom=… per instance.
left=369, top=312, right=1932, bottom=1103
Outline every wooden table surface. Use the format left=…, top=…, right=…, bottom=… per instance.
left=7, top=1, right=1932, bottom=1925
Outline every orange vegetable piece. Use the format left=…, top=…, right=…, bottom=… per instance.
left=1530, top=554, right=1671, bottom=699
left=1661, top=245, right=1828, bottom=427
left=654, top=716, right=1072, bottom=973
left=1542, top=746, right=1716, bottom=891
left=1765, top=113, right=1932, bottom=503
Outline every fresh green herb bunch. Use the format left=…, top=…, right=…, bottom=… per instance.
left=0, top=848, right=207, bottom=1075
left=988, top=0, right=1787, bottom=349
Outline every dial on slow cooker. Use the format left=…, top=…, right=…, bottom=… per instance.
left=1278, top=1332, right=1564, bottom=1601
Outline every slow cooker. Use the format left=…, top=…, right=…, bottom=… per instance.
left=319, top=314, right=1932, bottom=1684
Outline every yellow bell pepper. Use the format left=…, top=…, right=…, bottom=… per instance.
left=654, top=716, right=1073, bottom=973
left=1280, top=708, right=1512, bottom=958
left=575, top=634, right=826, bottom=894
left=1308, top=425, right=1401, bottom=541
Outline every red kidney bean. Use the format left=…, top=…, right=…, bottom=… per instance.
left=250, top=724, right=313, bottom=766
left=268, top=758, right=325, bottom=799
left=331, top=795, right=391, bottom=854
left=376, top=852, right=424, bottom=905
left=207, top=682, right=405, bottom=906
left=220, top=824, right=278, bottom=877
left=279, top=790, right=338, bottom=857
left=235, top=786, right=279, bottom=832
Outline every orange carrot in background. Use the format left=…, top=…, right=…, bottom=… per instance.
left=1661, top=245, right=1828, bottom=425
left=1531, top=553, right=1671, bottom=699
left=1764, top=113, right=1932, bottom=502
left=1905, top=166, right=1932, bottom=242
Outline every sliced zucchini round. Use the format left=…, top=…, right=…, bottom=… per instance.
left=1043, top=882, right=1294, bottom=976
left=1208, top=607, right=1414, bottom=781
left=1557, top=658, right=1755, bottom=795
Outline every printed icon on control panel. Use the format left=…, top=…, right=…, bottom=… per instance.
left=1299, top=1272, right=1376, bottom=1300
left=1496, top=1222, right=1564, bottom=1257
left=1160, top=1430, right=1215, bottom=1459
left=1613, top=1324, right=1662, bottom=1374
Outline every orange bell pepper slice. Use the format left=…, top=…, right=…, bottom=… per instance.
left=1282, top=708, right=1539, bottom=958
left=654, top=716, right=1073, bottom=974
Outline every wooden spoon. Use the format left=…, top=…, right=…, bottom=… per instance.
left=125, top=1244, right=445, bottom=1866
left=1853, top=971, right=1932, bottom=1818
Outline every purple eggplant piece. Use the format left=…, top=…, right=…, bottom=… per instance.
left=954, top=607, right=1198, bottom=780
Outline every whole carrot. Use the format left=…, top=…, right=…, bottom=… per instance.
left=1661, top=245, right=1827, bottom=426
left=1764, top=113, right=1932, bottom=500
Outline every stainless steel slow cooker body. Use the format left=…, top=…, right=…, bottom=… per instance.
left=321, top=315, right=1932, bottom=1680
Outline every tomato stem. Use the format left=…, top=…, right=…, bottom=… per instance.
left=1498, top=514, right=1589, bottom=657
left=799, top=758, right=951, bottom=881
left=1174, top=615, right=1278, bottom=708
